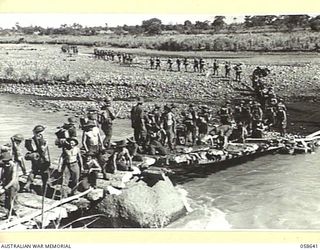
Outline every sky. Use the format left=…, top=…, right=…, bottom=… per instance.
left=0, top=13, right=246, bottom=28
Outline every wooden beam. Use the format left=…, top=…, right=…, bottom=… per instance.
left=0, top=188, right=93, bottom=230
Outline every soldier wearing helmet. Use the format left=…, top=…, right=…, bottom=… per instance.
left=131, top=97, right=148, bottom=146
left=98, top=96, right=116, bottom=148
left=225, top=61, right=231, bottom=78
left=24, top=125, right=50, bottom=193
left=276, top=104, right=287, bottom=136
left=251, top=102, right=264, bottom=126
left=234, top=63, right=242, bottom=82
left=217, top=101, right=232, bottom=125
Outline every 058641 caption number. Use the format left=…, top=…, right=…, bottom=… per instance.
left=300, top=244, right=318, bottom=248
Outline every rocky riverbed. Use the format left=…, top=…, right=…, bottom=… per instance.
left=1, top=44, right=320, bottom=134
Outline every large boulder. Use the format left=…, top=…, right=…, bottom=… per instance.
left=95, top=175, right=187, bottom=228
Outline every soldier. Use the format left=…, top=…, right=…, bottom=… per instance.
left=10, top=134, right=26, bottom=175
left=264, top=105, right=277, bottom=128
left=82, top=120, right=104, bottom=157
left=215, top=124, right=233, bottom=149
left=128, top=54, right=133, bottom=65
left=82, top=152, right=101, bottom=187
left=176, top=58, right=181, bottom=71
left=251, top=120, right=266, bottom=138
left=233, top=101, right=244, bottom=124
left=241, top=102, right=253, bottom=133
left=184, top=104, right=198, bottom=146
left=276, top=105, right=287, bottom=136
left=225, top=61, right=231, bottom=78
left=55, top=117, right=77, bottom=150
left=258, top=87, right=269, bottom=109
left=161, top=105, right=176, bottom=151
left=213, top=59, right=219, bottom=76
left=126, top=138, right=140, bottom=161
left=147, top=131, right=167, bottom=156
left=24, top=125, right=50, bottom=194
left=130, top=97, right=147, bottom=146
left=277, top=98, right=287, bottom=111
left=167, top=58, right=173, bottom=71
left=117, top=53, right=121, bottom=62
left=183, top=58, right=189, bottom=72
left=111, top=52, right=115, bottom=61
left=197, top=105, right=211, bottom=142
left=252, top=66, right=262, bottom=83
left=265, top=95, right=278, bottom=110
left=60, top=138, right=83, bottom=198
left=94, top=48, right=98, bottom=59
left=0, top=152, right=19, bottom=217
left=199, top=58, right=205, bottom=73
left=150, top=57, right=155, bottom=69
left=267, top=86, right=276, bottom=98
left=72, top=46, right=78, bottom=54
left=110, top=140, right=132, bottom=172
left=193, top=58, right=199, bottom=72
left=231, top=122, right=248, bottom=143
left=155, top=57, right=161, bottom=70
left=253, top=66, right=262, bottom=76
left=234, top=63, right=242, bottom=82
left=151, top=104, right=162, bottom=128
left=85, top=106, right=99, bottom=127
left=98, top=97, right=116, bottom=148
left=66, top=117, right=78, bottom=138
left=122, top=53, right=126, bottom=63
left=218, top=101, right=232, bottom=125
left=251, top=102, right=264, bottom=129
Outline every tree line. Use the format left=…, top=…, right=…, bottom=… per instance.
left=2, top=15, right=320, bottom=36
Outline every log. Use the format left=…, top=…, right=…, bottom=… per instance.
left=0, top=188, right=93, bottom=230
left=295, top=136, right=320, bottom=142
left=306, top=130, right=320, bottom=138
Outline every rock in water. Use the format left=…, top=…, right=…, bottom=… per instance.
left=95, top=176, right=187, bottom=228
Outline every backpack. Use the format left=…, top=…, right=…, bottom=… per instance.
left=99, top=110, right=113, bottom=127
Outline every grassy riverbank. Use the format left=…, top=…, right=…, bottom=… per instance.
left=1, top=31, right=320, bottom=52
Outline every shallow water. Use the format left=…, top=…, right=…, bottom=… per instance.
left=1, top=93, right=320, bottom=230
left=169, top=151, right=320, bottom=229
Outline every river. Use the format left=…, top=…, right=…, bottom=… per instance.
left=1, top=93, right=320, bottom=230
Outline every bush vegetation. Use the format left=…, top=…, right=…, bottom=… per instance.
left=0, top=15, right=320, bottom=52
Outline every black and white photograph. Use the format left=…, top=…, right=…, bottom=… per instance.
left=0, top=12, right=320, bottom=231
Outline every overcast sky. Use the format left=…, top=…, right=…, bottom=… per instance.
left=0, top=13, right=247, bottom=28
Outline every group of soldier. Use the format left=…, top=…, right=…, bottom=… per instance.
left=149, top=57, right=205, bottom=73
left=0, top=97, right=127, bottom=218
left=93, top=49, right=134, bottom=64
left=0, top=62, right=288, bottom=218
left=129, top=91, right=287, bottom=154
left=148, top=57, right=243, bottom=81
left=92, top=48, right=244, bottom=82
left=61, top=45, right=78, bottom=54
